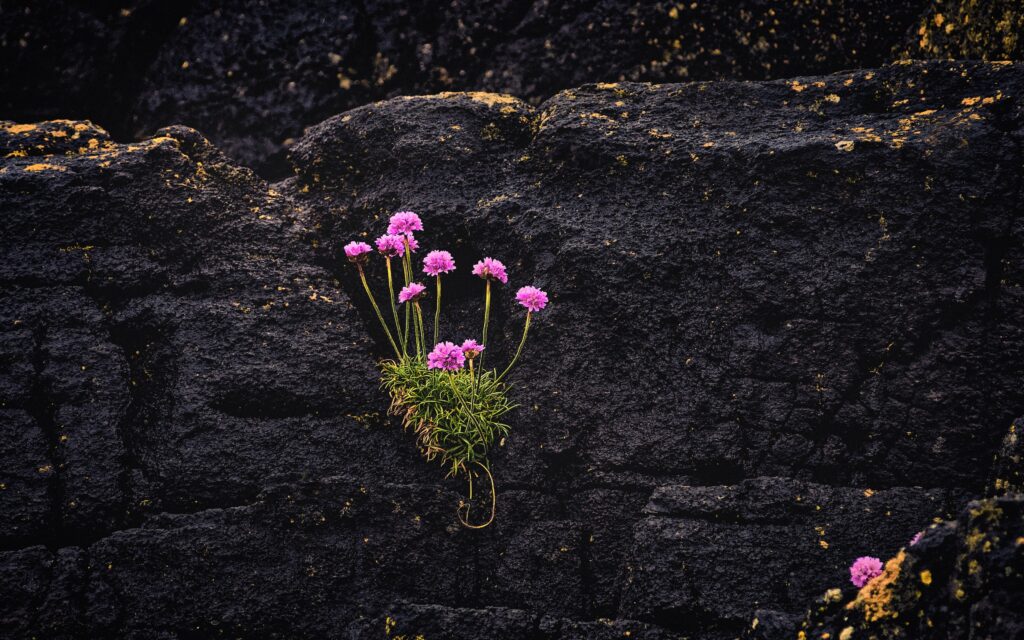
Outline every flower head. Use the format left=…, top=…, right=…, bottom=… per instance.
left=427, top=342, right=465, bottom=370
left=909, top=531, right=924, bottom=547
left=472, top=257, right=508, bottom=284
left=849, top=556, right=884, bottom=588
left=388, top=211, right=423, bottom=235
left=423, top=250, right=456, bottom=276
left=375, top=234, right=406, bottom=258
left=405, top=234, right=419, bottom=253
left=460, top=339, right=484, bottom=359
left=516, top=286, right=548, bottom=312
left=344, top=241, right=372, bottom=264
left=398, top=282, right=426, bottom=304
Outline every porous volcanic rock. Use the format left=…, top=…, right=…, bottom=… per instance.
left=748, top=419, right=1024, bottom=640
left=752, top=492, right=1024, bottom=640
left=904, top=0, right=1024, bottom=63
left=1, top=60, right=1023, bottom=638
left=2, top=0, right=930, bottom=176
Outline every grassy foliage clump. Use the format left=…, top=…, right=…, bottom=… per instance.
left=380, top=359, right=514, bottom=479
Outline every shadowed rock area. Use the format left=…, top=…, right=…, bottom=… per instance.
left=1, top=0, right=930, bottom=177
left=2, top=60, right=1023, bottom=638
left=748, top=420, right=1024, bottom=640
left=903, top=0, right=1024, bottom=63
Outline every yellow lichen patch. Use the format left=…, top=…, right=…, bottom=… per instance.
left=4, top=149, right=27, bottom=158
left=648, top=128, right=672, bottom=139
left=24, top=163, right=66, bottom=172
left=851, top=127, right=882, bottom=143
left=405, top=91, right=525, bottom=111
left=477, top=194, right=509, bottom=208
left=839, top=627, right=853, bottom=640
left=5, top=123, right=36, bottom=134
left=48, top=130, right=67, bottom=138
left=596, top=82, right=620, bottom=90
left=790, top=81, right=808, bottom=92
left=847, top=551, right=906, bottom=623
left=835, top=140, right=855, bottom=152
left=920, top=570, right=932, bottom=585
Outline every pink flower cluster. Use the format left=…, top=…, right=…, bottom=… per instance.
left=849, top=556, right=884, bottom=588
left=427, top=339, right=486, bottom=370
left=472, top=257, right=508, bottom=284
left=347, top=210, right=550, bottom=374
left=516, top=286, right=548, bottom=312
left=376, top=234, right=406, bottom=257
left=399, top=282, right=426, bottom=303
left=387, top=211, right=423, bottom=235
left=344, top=241, right=372, bottom=263
left=427, top=342, right=466, bottom=370
left=424, top=250, right=456, bottom=276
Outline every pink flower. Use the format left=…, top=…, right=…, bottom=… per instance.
left=404, top=234, right=419, bottom=253
left=850, top=556, right=884, bottom=588
left=387, top=211, right=423, bottom=235
left=472, top=257, right=508, bottom=284
left=344, top=241, right=372, bottom=263
left=398, top=282, right=426, bottom=303
left=460, top=339, right=484, bottom=359
left=427, top=342, right=465, bottom=370
left=516, top=286, right=548, bottom=312
left=375, top=234, right=406, bottom=257
left=909, top=531, right=924, bottom=547
left=423, top=250, right=456, bottom=276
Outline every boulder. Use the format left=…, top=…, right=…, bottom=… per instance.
left=1, top=60, right=1023, bottom=637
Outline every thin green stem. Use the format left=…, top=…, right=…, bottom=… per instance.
left=402, top=238, right=412, bottom=354
left=497, top=312, right=531, bottom=381
left=385, top=258, right=406, bottom=356
left=478, top=280, right=492, bottom=375
left=413, top=302, right=427, bottom=359
left=358, top=266, right=401, bottom=358
left=433, top=275, right=442, bottom=346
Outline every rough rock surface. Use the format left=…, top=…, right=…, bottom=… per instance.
left=904, top=0, right=1024, bottom=63
left=2, top=0, right=930, bottom=176
left=2, top=60, right=1024, bottom=638
left=755, top=491, right=1024, bottom=640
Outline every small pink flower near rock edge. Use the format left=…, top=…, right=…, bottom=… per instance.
left=909, top=531, right=924, bottom=547
left=388, top=211, right=423, bottom=235
left=398, top=282, right=426, bottom=303
left=344, top=241, right=372, bottom=262
left=472, top=257, right=508, bottom=284
left=375, top=234, right=406, bottom=257
left=423, top=250, right=456, bottom=276
left=516, top=286, right=548, bottom=312
left=850, top=556, right=884, bottom=588
left=427, top=342, right=465, bottom=370
left=460, top=339, right=484, bottom=359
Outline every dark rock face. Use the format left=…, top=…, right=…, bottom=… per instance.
left=2, top=60, right=1024, bottom=638
left=767, top=492, right=1024, bottom=640
left=2, top=0, right=930, bottom=176
left=904, top=0, right=1024, bottom=63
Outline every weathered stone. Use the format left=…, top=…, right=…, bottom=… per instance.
left=904, top=0, right=1024, bottom=63
left=771, top=493, right=1024, bottom=640
left=1, top=60, right=1023, bottom=638
left=2, top=0, right=930, bottom=176
left=619, top=478, right=965, bottom=633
